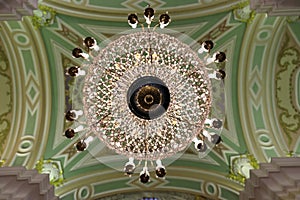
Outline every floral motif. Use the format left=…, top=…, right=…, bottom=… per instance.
left=35, top=159, right=64, bottom=187
left=232, top=1, right=256, bottom=23
left=31, top=5, right=56, bottom=29
left=228, top=154, right=259, bottom=184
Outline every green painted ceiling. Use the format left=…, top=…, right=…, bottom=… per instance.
left=0, top=0, right=300, bottom=199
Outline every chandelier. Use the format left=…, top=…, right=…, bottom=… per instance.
left=66, top=5, right=226, bottom=184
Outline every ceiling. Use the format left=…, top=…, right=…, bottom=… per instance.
left=0, top=0, right=300, bottom=199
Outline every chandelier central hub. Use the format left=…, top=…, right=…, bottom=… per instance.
left=144, top=94, right=154, bottom=105
left=127, top=76, right=170, bottom=120
left=68, top=4, right=226, bottom=183
left=82, top=31, right=212, bottom=161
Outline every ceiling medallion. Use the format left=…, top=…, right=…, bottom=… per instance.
left=67, top=5, right=226, bottom=184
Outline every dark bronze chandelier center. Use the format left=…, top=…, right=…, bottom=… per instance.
left=136, top=85, right=161, bottom=110
left=127, top=76, right=170, bottom=120
left=144, top=94, right=154, bottom=105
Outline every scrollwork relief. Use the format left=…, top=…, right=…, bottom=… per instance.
left=276, top=37, right=300, bottom=146
left=0, top=44, right=12, bottom=154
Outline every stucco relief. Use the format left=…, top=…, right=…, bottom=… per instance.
left=276, top=32, right=300, bottom=149
left=0, top=44, right=12, bottom=154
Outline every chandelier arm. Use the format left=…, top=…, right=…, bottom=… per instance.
left=199, top=133, right=205, bottom=141
left=152, top=24, right=159, bottom=32
left=141, top=23, right=145, bottom=31
left=137, top=160, right=142, bottom=167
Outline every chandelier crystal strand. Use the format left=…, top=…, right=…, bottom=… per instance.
left=82, top=31, right=212, bottom=161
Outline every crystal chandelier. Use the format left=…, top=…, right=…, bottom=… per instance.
left=66, top=5, right=226, bottom=184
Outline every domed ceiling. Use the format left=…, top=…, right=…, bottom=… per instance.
left=0, top=0, right=300, bottom=199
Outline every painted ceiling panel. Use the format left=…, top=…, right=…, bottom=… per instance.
left=0, top=1, right=300, bottom=200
